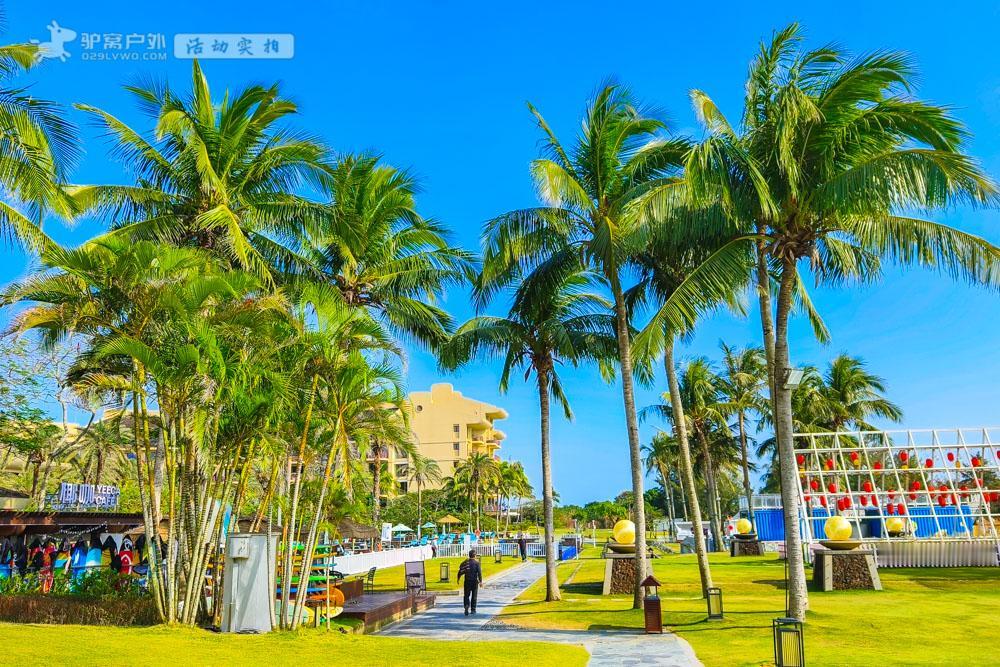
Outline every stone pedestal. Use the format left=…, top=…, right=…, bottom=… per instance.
left=812, top=548, right=882, bottom=592
left=602, top=554, right=652, bottom=595
left=730, top=536, right=762, bottom=557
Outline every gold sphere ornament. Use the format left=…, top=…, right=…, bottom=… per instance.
left=885, top=517, right=905, bottom=534
left=824, top=515, right=853, bottom=541
left=736, top=518, right=753, bottom=535
left=612, top=519, right=636, bottom=545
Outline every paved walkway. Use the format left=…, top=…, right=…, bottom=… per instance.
left=380, top=561, right=702, bottom=667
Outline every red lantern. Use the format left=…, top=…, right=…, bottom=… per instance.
left=886, top=503, right=896, bottom=515
left=810, top=479, right=820, bottom=491
left=862, top=481, right=873, bottom=493
left=828, top=482, right=838, bottom=494
left=912, top=480, right=922, bottom=491
left=947, top=452, right=955, bottom=462
left=925, top=458, right=933, bottom=468
left=874, top=462, right=882, bottom=470
left=939, top=484, right=948, bottom=493
left=804, top=494, right=811, bottom=502
left=990, top=492, right=999, bottom=503
left=860, top=495, right=869, bottom=507
left=908, top=493, right=917, bottom=501
left=972, top=456, right=981, bottom=467
left=887, top=489, right=896, bottom=500
left=819, top=496, right=828, bottom=508
left=938, top=495, right=948, bottom=507
left=843, top=496, right=852, bottom=509
left=900, top=451, right=909, bottom=462
left=850, top=451, right=859, bottom=461
left=825, top=459, right=834, bottom=470
left=836, top=498, right=846, bottom=511
left=960, top=485, right=969, bottom=500
left=796, top=454, right=805, bottom=466
left=897, top=504, right=907, bottom=515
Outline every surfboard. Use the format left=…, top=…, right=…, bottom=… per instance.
left=0, top=539, right=10, bottom=579
left=119, top=536, right=134, bottom=575
left=70, top=542, right=87, bottom=578
left=85, top=547, right=102, bottom=574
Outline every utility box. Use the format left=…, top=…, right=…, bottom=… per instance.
left=221, top=532, right=277, bottom=633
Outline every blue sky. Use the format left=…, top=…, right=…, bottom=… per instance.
left=3, top=1, right=999, bottom=506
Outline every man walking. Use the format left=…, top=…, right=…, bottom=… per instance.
left=517, top=532, right=527, bottom=562
left=457, top=549, right=483, bottom=616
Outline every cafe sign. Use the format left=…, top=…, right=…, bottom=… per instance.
left=51, top=482, right=120, bottom=510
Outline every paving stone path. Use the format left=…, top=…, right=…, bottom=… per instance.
left=379, top=561, right=702, bottom=667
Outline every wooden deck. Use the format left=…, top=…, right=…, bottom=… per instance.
left=340, top=591, right=435, bottom=632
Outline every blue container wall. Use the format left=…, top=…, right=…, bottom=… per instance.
left=754, top=505, right=976, bottom=541
left=754, top=508, right=786, bottom=541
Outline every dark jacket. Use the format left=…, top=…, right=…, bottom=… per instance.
left=457, top=558, right=483, bottom=587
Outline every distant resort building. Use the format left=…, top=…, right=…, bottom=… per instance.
left=378, top=383, right=508, bottom=493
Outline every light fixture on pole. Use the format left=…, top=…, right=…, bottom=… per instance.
left=773, top=617, right=805, bottom=666
left=782, top=367, right=805, bottom=390
left=707, top=587, right=724, bottom=620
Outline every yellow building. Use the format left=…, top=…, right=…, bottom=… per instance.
left=389, top=383, right=507, bottom=493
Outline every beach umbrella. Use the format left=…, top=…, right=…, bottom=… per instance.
left=437, top=514, right=461, bottom=524
left=391, top=524, right=413, bottom=533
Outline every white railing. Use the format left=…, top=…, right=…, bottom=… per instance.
left=871, top=540, right=999, bottom=567
left=331, top=545, right=434, bottom=575
left=740, top=494, right=783, bottom=510
left=437, top=541, right=523, bottom=558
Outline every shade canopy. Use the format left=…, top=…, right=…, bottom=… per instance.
left=336, top=517, right=378, bottom=539
left=437, top=515, right=461, bottom=524
left=421, top=522, right=436, bottom=528
left=391, top=523, right=413, bottom=533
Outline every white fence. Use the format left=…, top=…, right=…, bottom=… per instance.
left=871, top=540, right=999, bottom=567
left=331, top=545, right=434, bottom=575
left=436, top=541, right=524, bottom=559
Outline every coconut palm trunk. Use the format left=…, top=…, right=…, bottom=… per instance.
left=664, top=339, right=713, bottom=594
left=610, top=277, right=647, bottom=609
left=659, top=465, right=676, bottom=541
left=737, top=411, right=755, bottom=528
left=695, top=423, right=723, bottom=551
left=537, top=363, right=561, bottom=601
left=774, top=262, right=807, bottom=620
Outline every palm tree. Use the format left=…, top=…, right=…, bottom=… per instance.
left=454, top=453, right=498, bottom=532
left=408, top=452, right=443, bottom=537
left=442, top=263, right=618, bottom=602
left=642, top=433, right=680, bottom=540
left=820, top=354, right=903, bottom=431
left=0, top=40, right=77, bottom=249
left=480, top=84, right=690, bottom=607
left=717, top=343, right=768, bottom=528
left=680, top=24, right=998, bottom=620
left=69, top=60, right=331, bottom=281
left=678, top=359, right=730, bottom=550
left=305, top=153, right=475, bottom=349
left=643, top=358, right=734, bottom=552
left=757, top=355, right=904, bottom=489
left=631, top=216, right=747, bottom=594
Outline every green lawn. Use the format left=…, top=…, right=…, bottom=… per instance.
left=370, top=556, right=525, bottom=593
left=1, top=623, right=588, bottom=666
left=501, top=550, right=1000, bottom=666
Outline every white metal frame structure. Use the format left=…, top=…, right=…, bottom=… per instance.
left=793, top=427, right=1000, bottom=567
